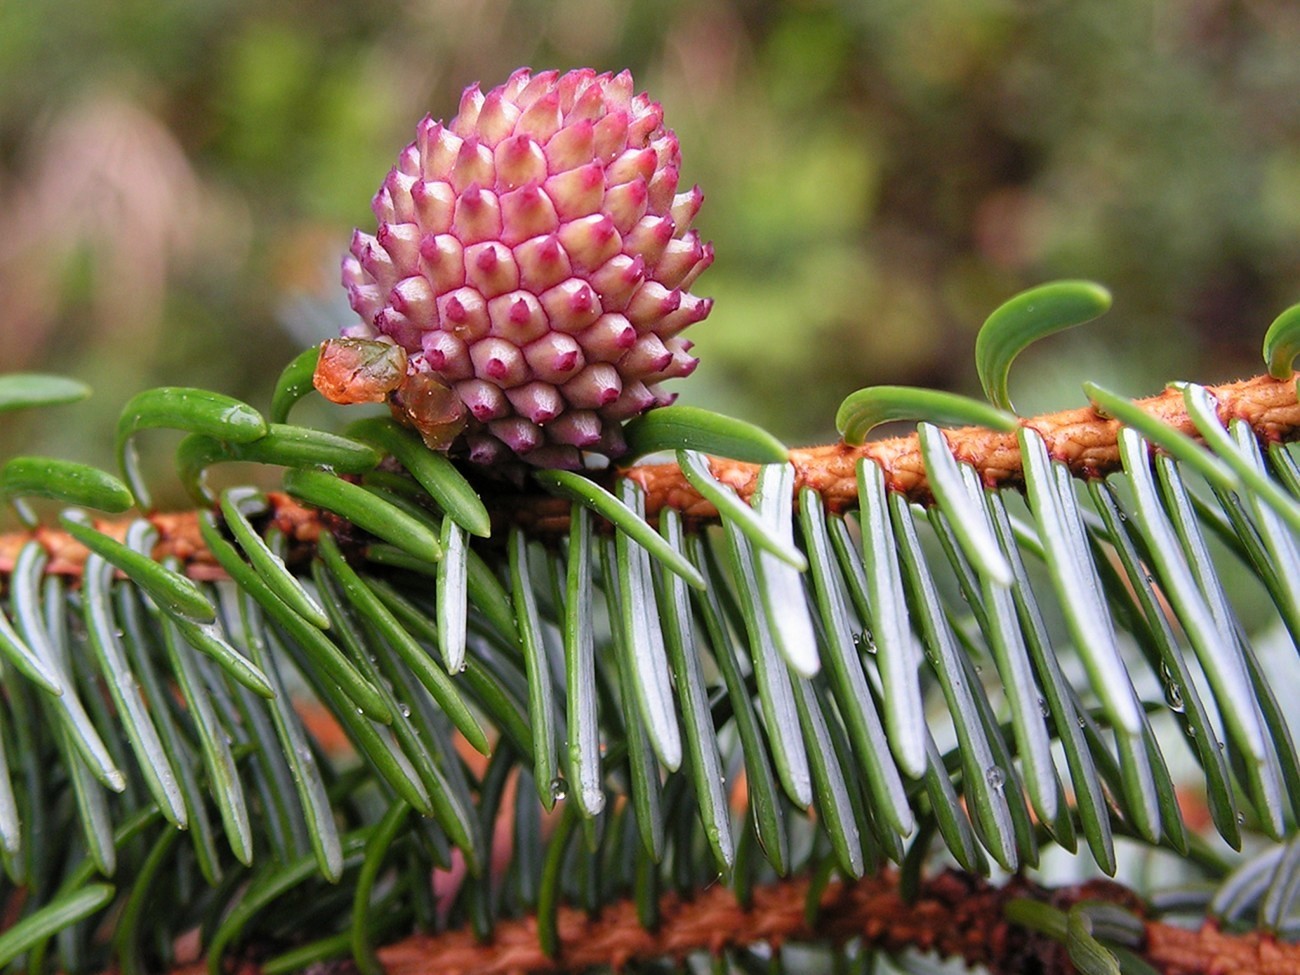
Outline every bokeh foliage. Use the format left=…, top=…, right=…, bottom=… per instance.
left=4, top=0, right=1300, bottom=499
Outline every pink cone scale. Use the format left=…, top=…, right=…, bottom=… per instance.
left=338, top=67, right=713, bottom=468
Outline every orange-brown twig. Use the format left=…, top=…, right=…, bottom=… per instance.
left=167, top=868, right=1300, bottom=975
left=625, top=369, right=1300, bottom=522
left=0, top=493, right=326, bottom=582
left=4, top=371, right=1299, bottom=577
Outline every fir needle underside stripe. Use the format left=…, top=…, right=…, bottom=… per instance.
left=1117, top=429, right=1267, bottom=765
left=11, top=542, right=124, bottom=792
left=197, top=513, right=393, bottom=723
left=0, top=600, right=62, bottom=696
left=916, top=423, right=1012, bottom=587
left=855, top=459, right=927, bottom=779
left=750, top=463, right=820, bottom=678
left=798, top=488, right=913, bottom=837
left=509, top=527, right=561, bottom=809
left=890, top=495, right=1018, bottom=869
left=1017, top=429, right=1144, bottom=738
left=227, top=587, right=343, bottom=882
left=317, top=532, right=488, bottom=755
left=658, top=509, right=734, bottom=870
left=82, top=554, right=187, bottom=826
left=533, top=468, right=705, bottom=589
left=970, top=484, right=1060, bottom=827
left=602, top=541, right=666, bottom=862
left=1183, top=383, right=1300, bottom=534
left=613, top=478, right=683, bottom=772
left=690, top=534, right=789, bottom=875
left=677, top=449, right=807, bottom=571
left=158, top=612, right=253, bottom=865
left=564, top=504, right=605, bottom=817
left=724, top=519, right=812, bottom=809
left=1083, top=381, right=1239, bottom=494
left=436, top=516, right=470, bottom=674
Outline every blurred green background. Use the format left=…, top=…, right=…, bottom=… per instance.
left=3, top=0, right=1300, bottom=508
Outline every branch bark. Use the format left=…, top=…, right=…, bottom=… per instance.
left=4, top=371, right=1298, bottom=576
left=171, top=868, right=1300, bottom=975
left=623, top=370, right=1300, bottom=523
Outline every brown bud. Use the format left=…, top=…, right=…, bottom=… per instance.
left=391, top=372, right=469, bottom=449
left=313, top=338, right=408, bottom=405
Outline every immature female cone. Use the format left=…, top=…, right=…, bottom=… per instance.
left=320, top=67, right=713, bottom=469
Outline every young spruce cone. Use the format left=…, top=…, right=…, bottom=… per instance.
left=320, top=67, right=713, bottom=469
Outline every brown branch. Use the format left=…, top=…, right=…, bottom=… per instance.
left=0, top=493, right=327, bottom=582
left=5, top=372, right=1299, bottom=577
left=625, top=370, right=1300, bottom=524
left=172, top=869, right=1300, bottom=975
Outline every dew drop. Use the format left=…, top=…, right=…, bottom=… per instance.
left=985, top=766, right=1005, bottom=791
left=1165, top=681, right=1185, bottom=713
left=1037, top=697, right=1049, bottom=717
left=549, top=776, right=568, bottom=801
left=399, top=703, right=412, bottom=718
left=1236, top=811, right=1246, bottom=826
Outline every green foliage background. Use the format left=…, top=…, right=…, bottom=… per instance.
left=3, top=0, right=1300, bottom=493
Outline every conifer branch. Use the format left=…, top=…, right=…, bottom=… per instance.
left=627, top=370, right=1300, bottom=523
left=3, top=370, right=1297, bottom=576
left=163, top=869, right=1300, bottom=975
left=0, top=495, right=324, bottom=580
